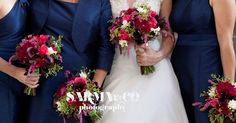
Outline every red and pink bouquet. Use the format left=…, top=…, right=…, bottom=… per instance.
left=109, top=3, right=169, bottom=75
left=10, top=34, right=63, bottom=96
left=193, top=75, right=236, bottom=123
left=53, top=69, right=101, bottom=123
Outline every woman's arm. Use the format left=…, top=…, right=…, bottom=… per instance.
left=211, top=0, right=236, bottom=81
left=159, top=0, right=174, bottom=58
left=136, top=0, right=174, bottom=66
left=0, top=58, right=40, bottom=88
left=93, top=0, right=115, bottom=87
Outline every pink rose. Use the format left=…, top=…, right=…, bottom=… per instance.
left=122, top=15, right=132, bottom=22
left=38, top=35, right=48, bottom=45
left=150, top=10, right=157, bottom=17
left=55, top=84, right=67, bottom=97
left=119, top=29, right=130, bottom=40
left=39, top=45, right=48, bottom=56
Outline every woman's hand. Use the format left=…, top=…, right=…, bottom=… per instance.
left=136, top=44, right=164, bottom=66
left=0, top=57, right=40, bottom=88
left=93, top=69, right=108, bottom=88
left=13, top=67, right=40, bottom=88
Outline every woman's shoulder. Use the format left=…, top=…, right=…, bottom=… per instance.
left=0, top=0, right=16, bottom=20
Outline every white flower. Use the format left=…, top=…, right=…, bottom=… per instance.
left=121, top=20, right=129, bottom=28
left=47, top=47, right=57, bottom=55
left=119, top=40, right=128, bottom=48
left=208, top=87, right=216, bottom=98
left=66, top=92, right=75, bottom=102
left=157, top=27, right=161, bottom=32
left=228, top=100, right=236, bottom=110
left=79, top=72, right=87, bottom=79
left=137, top=7, right=147, bottom=13
left=56, top=101, right=62, bottom=111
left=232, top=82, right=236, bottom=87
left=151, top=27, right=161, bottom=35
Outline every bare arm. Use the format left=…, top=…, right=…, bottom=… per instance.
left=0, top=58, right=40, bottom=88
left=159, top=0, right=174, bottom=58
left=0, top=0, right=40, bottom=87
left=211, top=0, right=236, bottom=81
left=93, top=69, right=107, bottom=87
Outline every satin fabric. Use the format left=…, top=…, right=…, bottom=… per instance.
left=0, top=0, right=28, bottom=123
left=26, top=0, right=114, bottom=123
left=170, top=0, right=223, bottom=123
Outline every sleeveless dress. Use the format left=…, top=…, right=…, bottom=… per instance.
left=97, top=0, right=189, bottom=123
left=0, top=0, right=28, bottom=123
left=27, top=1, right=91, bottom=123
left=170, top=0, right=223, bottom=123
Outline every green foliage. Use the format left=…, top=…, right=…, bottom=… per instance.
left=88, top=109, right=102, bottom=122
left=45, top=64, right=63, bottom=78
left=58, top=97, right=77, bottom=116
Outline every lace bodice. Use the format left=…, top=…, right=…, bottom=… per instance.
left=110, top=0, right=162, bottom=18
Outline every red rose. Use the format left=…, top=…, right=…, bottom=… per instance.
left=55, top=84, right=67, bottom=97
left=135, top=19, right=149, bottom=33
left=122, top=15, right=132, bottom=22
left=74, top=77, right=87, bottom=85
left=38, top=35, right=48, bottom=45
left=52, top=47, right=57, bottom=51
left=148, top=17, right=157, bottom=28
left=35, top=59, right=46, bottom=68
left=119, top=29, right=130, bottom=40
left=135, top=16, right=158, bottom=33
left=150, top=10, right=157, bottom=17
left=16, top=41, right=37, bottom=62
left=216, top=82, right=236, bottom=97
left=67, top=77, right=87, bottom=89
left=126, top=8, right=135, bottom=14
left=68, top=98, right=84, bottom=108
left=39, top=45, right=48, bottom=56
left=220, top=102, right=231, bottom=116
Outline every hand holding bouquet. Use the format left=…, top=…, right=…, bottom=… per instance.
left=9, top=35, right=63, bottom=96
left=193, top=75, right=236, bottom=123
left=54, top=69, right=101, bottom=123
left=109, top=3, right=169, bottom=75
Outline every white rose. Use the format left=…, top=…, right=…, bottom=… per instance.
left=151, top=27, right=161, bottom=35
left=119, top=40, right=128, bottom=48
left=79, top=72, right=87, bottom=79
left=208, top=87, right=216, bottom=98
left=137, top=7, right=147, bottom=13
left=228, top=100, right=236, bottom=110
left=66, top=92, right=75, bottom=102
left=121, top=20, right=129, bottom=28
left=56, top=101, right=62, bottom=111
left=47, top=47, right=57, bottom=55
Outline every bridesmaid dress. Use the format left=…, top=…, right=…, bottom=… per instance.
left=170, top=0, right=223, bottom=123
left=0, top=0, right=28, bottom=123
left=27, top=1, right=92, bottom=123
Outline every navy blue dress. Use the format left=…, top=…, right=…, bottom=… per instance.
left=27, top=0, right=114, bottom=123
left=0, top=0, right=28, bottom=123
left=170, top=0, right=223, bottom=123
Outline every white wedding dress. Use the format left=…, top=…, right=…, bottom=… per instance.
left=97, top=0, right=189, bottom=123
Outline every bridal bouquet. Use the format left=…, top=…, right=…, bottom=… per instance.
left=53, top=69, right=101, bottom=123
left=193, top=75, right=236, bottom=123
left=109, top=3, right=169, bottom=75
left=9, top=34, right=63, bottom=96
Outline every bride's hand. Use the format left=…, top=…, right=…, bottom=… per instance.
left=136, top=44, right=164, bottom=66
